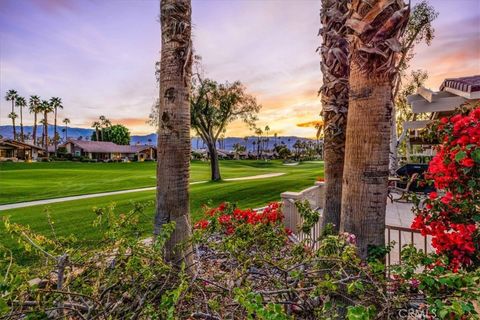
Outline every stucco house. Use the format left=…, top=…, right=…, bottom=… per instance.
left=64, top=140, right=156, bottom=161
left=0, top=139, right=44, bottom=161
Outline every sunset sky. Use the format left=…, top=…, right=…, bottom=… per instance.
left=1, top=0, right=479, bottom=137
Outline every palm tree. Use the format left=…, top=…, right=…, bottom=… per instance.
left=154, top=0, right=193, bottom=266
left=5, top=90, right=18, bottom=139
left=63, top=118, right=71, bottom=141
left=264, top=125, right=270, bottom=150
left=91, top=121, right=101, bottom=141
left=319, top=0, right=349, bottom=232
left=15, top=96, right=27, bottom=141
left=8, top=112, right=17, bottom=140
left=40, top=100, right=54, bottom=157
left=99, top=115, right=111, bottom=141
left=340, top=0, right=409, bottom=259
left=29, top=96, right=41, bottom=145
left=50, top=97, right=63, bottom=155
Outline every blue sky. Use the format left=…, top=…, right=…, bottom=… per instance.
left=1, top=0, right=479, bottom=137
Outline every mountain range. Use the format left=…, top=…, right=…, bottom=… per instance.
left=0, top=125, right=317, bottom=151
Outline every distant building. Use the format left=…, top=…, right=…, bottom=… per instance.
left=64, top=140, right=156, bottom=161
left=0, top=139, right=44, bottom=161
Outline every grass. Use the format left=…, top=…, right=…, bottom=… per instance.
left=0, top=160, right=324, bottom=265
left=0, top=160, right=280, bottom=204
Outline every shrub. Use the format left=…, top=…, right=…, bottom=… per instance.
left=411, top=106, right=480, bottom=271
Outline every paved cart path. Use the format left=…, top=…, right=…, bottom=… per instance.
left=0, top=172, right=285, bottom=211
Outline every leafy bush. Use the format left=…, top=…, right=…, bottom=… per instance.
left=411, top=106, right=480, bottom=271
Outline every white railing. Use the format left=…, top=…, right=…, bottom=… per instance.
left=281, top=181, right=325, bottom=245
left=281, top=182, right=432, bottom=265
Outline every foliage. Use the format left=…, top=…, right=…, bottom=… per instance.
left=390, top=246, right=480, bottom=319
left=395, top=69, right=430, bottom=135
left=1, top=202, right=186, bottom=319
left=190, top=75, right=261, bottom=179
left=411, top=106, right=480, bottom=271
left=91, top=124, right=131, bottom=145
left=191, top=203, right=402, bottom=319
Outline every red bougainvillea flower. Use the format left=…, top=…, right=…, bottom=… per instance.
left=460, top=157, right=474, bottom=167
left=411, top=106, right=480, bottom=271
left=194, top=219, right=209, bottom=230
left=218, top=214, right=232, bottom=225
left=198, top=202, right=285, bottom=237
left=284, top=227, right=293, bottom=236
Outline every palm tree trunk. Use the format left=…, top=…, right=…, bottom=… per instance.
left=319, top=0, right=349, bottom=232
left=33, top=113, right=37, bottom=145
left=340, top=65, right=392, bottom=259
left=54, top=107, right=58, bottom=155
left=65, top=125, right=68, bottom=140
left=154, top=0, right=193, bottom=267
left=44, top=112, right=49, bottom=159
left=12, top=119, right=16, bottom=140
left=207, top=140, right=221, bottom=181
left=340, top=0, right=408, bottom=259
left=20, top=107, right=24, bottom=141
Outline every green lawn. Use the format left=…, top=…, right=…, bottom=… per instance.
left=0, top=160, right=324, bottom=265
left=0, top=160, right=280, bottom=204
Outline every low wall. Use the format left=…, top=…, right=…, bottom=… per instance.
left=281, top=181, right=325, bottom=245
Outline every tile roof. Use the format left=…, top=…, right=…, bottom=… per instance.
left=440, top=75, right=480, bottom=93
left=67, top=140, right=155, bottom=153
left=0, top=139, right=44, bottom=150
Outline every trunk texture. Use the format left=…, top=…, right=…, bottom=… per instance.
left=207, top=141, right=221, bottom=181
left=20, top=107, right=24, bottom=141
left=319, top=0, right=349, bottom=232
left=389, top=112, right=398, bottom=175
left=154, top=0, right=193, bottom=267
left=54, top=108, right=58, bottom=154
left=340, top=66, right=392, bottom=259
left=340, top=0, right=409, bottom=259
left=44, top=112, right=49, bottom=159
left=12, top=119, right=16, bottom=140
left=33, top=113, right=37, bottom=145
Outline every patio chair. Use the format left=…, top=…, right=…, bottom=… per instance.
left=388, top=173, right=419, bottom=203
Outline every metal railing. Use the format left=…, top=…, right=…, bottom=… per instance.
left=385, top=224, right=431, bottom=267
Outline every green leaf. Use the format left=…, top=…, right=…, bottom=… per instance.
left=471, top=149, right=480, bottom=163
left=455, top=151, right=467, bottom=162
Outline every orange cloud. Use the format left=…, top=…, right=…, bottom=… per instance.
left=297, top=120, right=323, bottom=128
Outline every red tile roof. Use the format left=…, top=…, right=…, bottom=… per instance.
left=67, top=140, right=155, bottom=153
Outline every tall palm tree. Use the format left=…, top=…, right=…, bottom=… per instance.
left=5, top=90, right=18, bottom=139
left=62, top=118, right=71, bottom=141
left=264, top=125, right=270, bottom=150
left=340, top=0, right=409, bottom=259
left=50, top=97, right=63, bottom=155
left=29, top=96, right=41, bottom=145
left=40, top=100, right=54, bottom=157
left=154, top=0, right=193, bottom=266
left=15, top=96, right=27, bottom=142
left=91, top=121, right=101, bottom=141
left=99, top=115, right=111, bottom=141
left=8, top=112, right=17, bottom=140
left=319, top=0, right=350, bottom=232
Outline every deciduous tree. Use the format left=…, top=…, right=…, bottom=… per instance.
left=191, top=78, right=260, bottom=180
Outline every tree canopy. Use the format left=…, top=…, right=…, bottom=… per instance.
left=191, top=78, right=260, bottom=144
left=91, top=124, right=131, bottom=145
left=191, top=77, right=261, bottom=180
